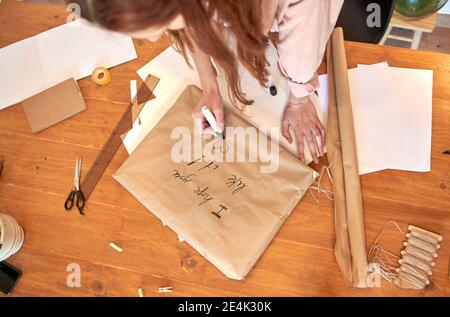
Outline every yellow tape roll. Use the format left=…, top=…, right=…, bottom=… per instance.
left=91, top=67, right=111, bottom=86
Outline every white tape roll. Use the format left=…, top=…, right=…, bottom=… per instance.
left=0, top=214, right=25, bottom=261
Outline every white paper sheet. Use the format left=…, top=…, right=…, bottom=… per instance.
left=123, top=45, right=328, bottom=164
left=337, top=62, right=432, bottom=174
left=122, top=48, right=200, bottom=153
left=317, top=74, right=329, bottom=122
left=349, top=62, right=408, bottom=174
left=130, top=80, right=137, bottom=100
left=348, top=62, right=432, bottom=174
left=0, top=38, right=46, bottom=110
left=385, top=66, right=433, bottom=172
left=0, top=20, right=137, bottom=109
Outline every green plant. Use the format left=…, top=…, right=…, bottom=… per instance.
left=395, top=0, right=448, bottom=18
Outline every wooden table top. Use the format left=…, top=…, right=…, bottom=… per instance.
left=0, top=0, right=449, bottom=296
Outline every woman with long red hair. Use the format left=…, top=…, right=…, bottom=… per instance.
left=74, top=0, right=344, bottom=163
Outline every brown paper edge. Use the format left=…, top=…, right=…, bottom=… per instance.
left=327, top=27, right=368, bottom=288
left=326, top=42, right=353, bottom=286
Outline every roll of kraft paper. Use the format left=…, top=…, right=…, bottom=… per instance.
left=326, top=27, right=368, bottom=287
left=0, top=214, right=25, bottom=261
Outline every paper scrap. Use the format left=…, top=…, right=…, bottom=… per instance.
left=130, top=80, right=138, bottom=101
left=137, top=288, right=144, bottom=297
left=109, top=242, right=123, bottom=253
left=158, top=287, right=173, bottom=293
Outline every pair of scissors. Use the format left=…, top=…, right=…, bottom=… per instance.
left=64, top=156, right=85, bottom=215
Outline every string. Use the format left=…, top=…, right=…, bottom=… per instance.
left=368, top=221, right=428, bottom=289
left=399, top=262, right=430, bottom=281
left=309, top=165, right=334, bottom=203
left=369, top=220, right=404, bottom=251
left=406, top=237, right=438, bottom=253
left=368, top=220, right=405, bottom=283
left=397, top=271, right=427, bottom=288
left=374, top=255, right=398, bottom=283
left=369, top=244, right=399, bottom=266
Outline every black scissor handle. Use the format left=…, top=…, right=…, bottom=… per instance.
left=76, top=190, right=85, bottom=215
left=64, top=190, right=75, bottom=211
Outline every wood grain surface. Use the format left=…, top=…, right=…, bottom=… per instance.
left=0, top=0, right=449, bottom=296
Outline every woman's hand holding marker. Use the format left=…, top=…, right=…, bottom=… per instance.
left=192, top=90, right=225, bottom=138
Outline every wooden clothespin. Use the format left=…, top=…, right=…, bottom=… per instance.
left=158, top=286, right=173, bottom=293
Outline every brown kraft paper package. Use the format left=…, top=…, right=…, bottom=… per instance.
left=113, top=85, right=317, bottom=280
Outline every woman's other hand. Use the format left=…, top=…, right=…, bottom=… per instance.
left=281, top=94, right=325, bottom=164
left=192, top=90, right=225, bottom=136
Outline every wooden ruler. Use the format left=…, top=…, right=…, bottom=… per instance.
left=81, top=75, right=159, bottom=200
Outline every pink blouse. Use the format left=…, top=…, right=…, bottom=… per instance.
left=263, top=0, right=344, bottom=98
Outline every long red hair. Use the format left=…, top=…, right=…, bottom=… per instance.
left=73, top=0, right=269, bottom=105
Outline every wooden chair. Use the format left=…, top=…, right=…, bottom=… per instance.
left=379, top=12, right=438, bottom=49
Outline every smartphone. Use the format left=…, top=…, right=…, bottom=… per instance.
left=0, top=261, right=21, bottom=295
